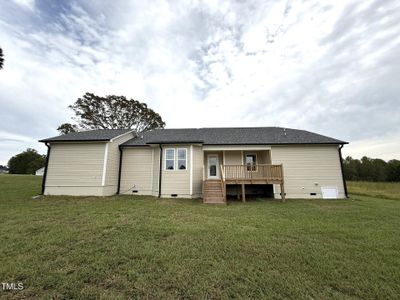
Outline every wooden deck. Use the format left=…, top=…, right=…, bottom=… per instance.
left=203, top=164, right=285, bottom=203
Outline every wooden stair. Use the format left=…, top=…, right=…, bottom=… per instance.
left=203, top=180, right=225, bottom=204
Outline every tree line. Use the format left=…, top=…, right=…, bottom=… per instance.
left=343, top=156, right=400, bottom=182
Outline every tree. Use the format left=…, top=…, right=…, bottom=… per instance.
left=8, top=148, right=46, bottom=174
left=57, top=93, right=165, bottom=135
left=387, top=160, right=400, bottom=182
left=343, top=155, right=400, bottom=182
left=0, top=47, right=4, bottom=69
left=343, top=156, right=358, bottom=180
left=57, top=123, right=78, bottom=135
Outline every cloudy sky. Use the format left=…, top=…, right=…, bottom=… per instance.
left=0, top=0, right=399, bottom=165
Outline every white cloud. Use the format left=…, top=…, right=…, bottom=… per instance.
left=343, top=132, right=400, bottom=161
left=12, top=0, right=35, bottom=10
left=0, top=0, right=399, bottom=164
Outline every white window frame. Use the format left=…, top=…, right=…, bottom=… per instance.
left=245, top=153, right=258, bottom=172
left=165, top=148, right=175, bottom=171
left=164, top=148, right=188, bottom=171
left=176, top=148, right=187, bottom=171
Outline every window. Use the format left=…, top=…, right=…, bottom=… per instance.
left=164, top=148, right=187, bottom=171
left=177, top=148, right=187, bottom=170
left=165, top=148, right=175, bottom=170
left=246, top=154, right=257, bottom=171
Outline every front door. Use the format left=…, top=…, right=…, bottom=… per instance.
left=207, top=154, right=219, bottom=179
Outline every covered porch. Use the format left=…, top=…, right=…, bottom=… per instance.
left=202, top=147, right=285, bottom=203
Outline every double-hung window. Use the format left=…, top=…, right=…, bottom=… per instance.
left=165, top=149, right=175, bottom=170
left=177, top=148, right=187, bottom=170
left=165, top=148, right=187, bottom=170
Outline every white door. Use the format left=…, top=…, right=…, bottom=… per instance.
left=207, top=155, right=219, bottom=179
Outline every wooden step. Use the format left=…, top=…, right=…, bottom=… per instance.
left=204, top=183, right=221, bottom=186
left=203, top=197, right=225, bottom=204
left=204, top=190, right=222, bottom=194
left=204, top=189, right=223, bottom=193
left=203, top=180, right=225, bottom=204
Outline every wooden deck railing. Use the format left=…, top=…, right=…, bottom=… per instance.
left=221, top=164, right=283, bottom=182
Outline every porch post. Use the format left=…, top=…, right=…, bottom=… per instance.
left=280, top=183, right=286, bottom=202
left=242, top=184, right=246, bottom=202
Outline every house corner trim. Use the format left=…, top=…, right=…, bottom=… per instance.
left=101, top=143, right=109, bottom=186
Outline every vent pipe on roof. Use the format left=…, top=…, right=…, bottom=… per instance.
left=283, top=128, right=287, bottom=136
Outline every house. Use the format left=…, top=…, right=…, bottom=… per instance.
left=39, top=127, right=348, bottom=203
left=0, top=166, right=9, bottom=174
left=35, top=167, right=45, bottom=176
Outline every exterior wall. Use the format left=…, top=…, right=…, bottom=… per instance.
left=223, top=150, right=270, bottom=165
left=104, top=132, right=135, bottom=195
left=120, top=147, right=154, bottom=195
left=45, top=142, right=106, bottom=195
left=271, top=145, right=345, bottom=199
left=192, top=145, right=204, bottom=197
left=224, top=151, right=242, bottom=165
left=35, top=167, right=45, bottom=176
left=45, top=186, right=109, bottom=196
left=45, top=139, right=344, bottom=200
left=120, top=145, right=201, bottom=198
left=161, top=145, right=191, bottom=198
left=248, top=150, right=270, bottom=164
left=152, top=147, right=160, bottom=196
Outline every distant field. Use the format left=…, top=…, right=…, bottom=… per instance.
left=347, top=180, right=400, bottom=200
left=0, top=175, right=399, bottom=299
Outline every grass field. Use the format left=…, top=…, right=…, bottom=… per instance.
left=347, top=181, right=400, bottom=200
left=0, top=175, right=399, bottom=299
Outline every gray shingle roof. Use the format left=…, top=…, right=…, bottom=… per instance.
left=39, top=129, right=133, bottom=143
left=121, top=127, right=347, bottom=146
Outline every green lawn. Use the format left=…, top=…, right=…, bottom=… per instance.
left=0, top=175, right=399, bottom=299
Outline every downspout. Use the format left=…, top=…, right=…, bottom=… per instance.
left=41, top=143, right=51, bottom=195
left=158, top=144, right=163, bottom=198
left=116, top=145, right=123, bottom=194
left=338, top=144, right=348, bottom=198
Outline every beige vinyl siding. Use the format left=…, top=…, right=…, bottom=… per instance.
left=224, top=151, right=242, bottom=165
left=152, top=147, right=160, bottom=196
left=223, top=150, right=270, bottom=165
left=271, top=145, right=345, bottom=199
left=192, top=145, right=204, bottom=196
left=120, top=147, right=153, bottom=195
left=104, top=132, right=135, bottom=194
left=161, top=145, right=190, bottom=197
left=45, top=186, right=107, bottom=196
left=45, top=143, right=105, bottom=193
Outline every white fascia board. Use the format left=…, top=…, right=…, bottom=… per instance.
left=203, top=145, right=271, bottom=151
